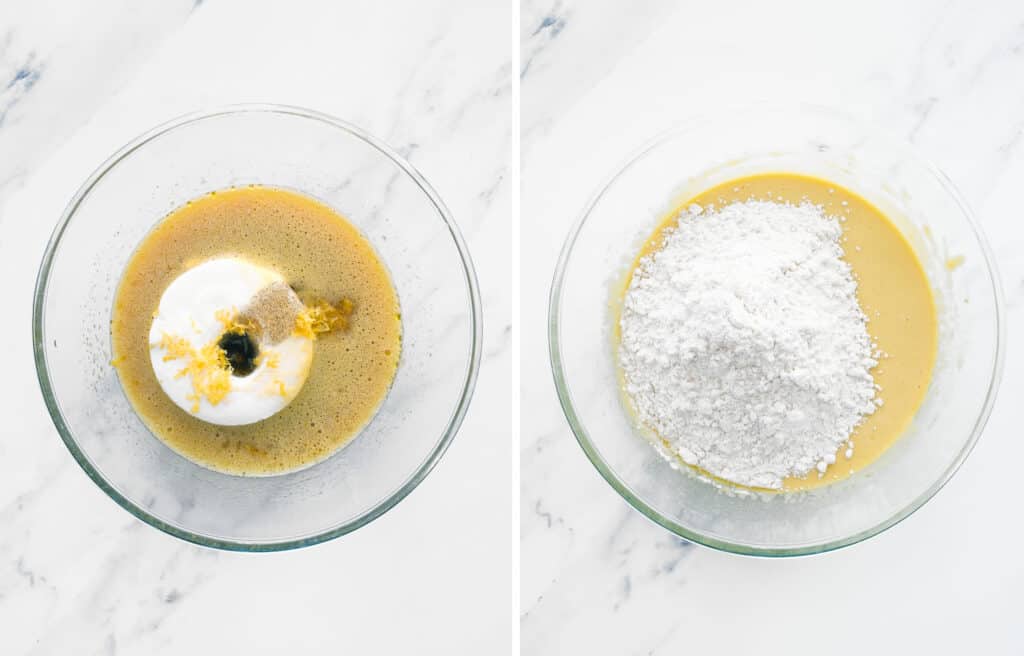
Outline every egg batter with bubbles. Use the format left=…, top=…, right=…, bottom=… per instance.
left=111, top=186, right=401, bottom=476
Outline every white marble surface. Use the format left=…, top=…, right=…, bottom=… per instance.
left=521, top=1, right=1024, bottom=654
left=0, top=1, right=515, bottom=653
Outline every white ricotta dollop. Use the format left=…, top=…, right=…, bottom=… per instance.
left=148, top=257, right=313, bottom=426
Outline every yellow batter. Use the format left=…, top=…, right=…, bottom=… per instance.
left=617, top=173, right=937, bottom=492
left=112, top=186, right=402, bottom=475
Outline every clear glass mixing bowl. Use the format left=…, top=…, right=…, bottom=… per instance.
left=34, top=105, right=481, bottom=550
left=550, top=105, right=1005, bottom=556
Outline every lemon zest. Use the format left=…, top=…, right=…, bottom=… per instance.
left=155, top=331, right=233, bottom=413
left=256, top=351, right=280, bottom=369
left=157, top=333, right=194, bottom=362
left=293, top=299, right=354, bottom=339
left=214, top=307, right=254, bottom=335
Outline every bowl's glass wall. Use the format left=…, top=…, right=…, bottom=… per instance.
left=39, top=109, right=478, bottom=547
left=553, top=107, right=1002, bottom=554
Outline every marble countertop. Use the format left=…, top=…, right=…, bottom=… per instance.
left=5, top=0, right=1024, bottom=652
left=521, top=1, right=1024, bottom=654
left=0, top=0, right=515, bottom=653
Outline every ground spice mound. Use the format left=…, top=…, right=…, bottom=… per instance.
left=241, top=281, right=306, bottom=344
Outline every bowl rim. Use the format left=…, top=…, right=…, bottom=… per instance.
left=32, top=103, right=483, bottom=552
left=548, top=104, right=1006, bottom=557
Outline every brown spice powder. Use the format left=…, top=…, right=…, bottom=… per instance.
left=241, top=281, right=305, bottom=344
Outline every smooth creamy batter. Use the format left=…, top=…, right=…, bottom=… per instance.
left=112, top=186, right=402, bottom=475
left=616, top=173, right=938, bottom=492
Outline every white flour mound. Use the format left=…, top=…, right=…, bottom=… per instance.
left=619, top=200, right=879, bottom=490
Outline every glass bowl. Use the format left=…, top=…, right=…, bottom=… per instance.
left=34, top=105, right=481, bottom=551
left=550, top=105, right=1005, bottom=556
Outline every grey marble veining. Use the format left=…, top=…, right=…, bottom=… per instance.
left=0, top=1, right=195, bottom=211
left=519, top=0, right=674, bottom=153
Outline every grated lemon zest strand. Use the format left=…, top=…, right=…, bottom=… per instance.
left=214, top=307, right=254, bottom=336
left=155, top=331, right=233, bottom=413
left=293, top=299, right=354, bottom=339
left=256, top=351, right=280, bottom=369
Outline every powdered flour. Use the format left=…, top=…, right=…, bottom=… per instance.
left=619, top=200, right=879, bottom=490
